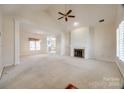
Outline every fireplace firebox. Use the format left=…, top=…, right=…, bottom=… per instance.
left=74, top=49, right=84, bottom=58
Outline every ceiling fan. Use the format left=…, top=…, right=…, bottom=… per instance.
left=57, top=9, right=75, bottom=22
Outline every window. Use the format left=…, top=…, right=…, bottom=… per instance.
left=116, top=21, right=124, bottom=61
left=47, top=36, right=56, bottom=53
left=29, top=38, right=41, bottom=51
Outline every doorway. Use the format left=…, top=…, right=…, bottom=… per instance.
left=47, top=36, right=56, bottom=54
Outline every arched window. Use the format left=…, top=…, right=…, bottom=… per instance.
left=116, top=21, right=124, bottom=61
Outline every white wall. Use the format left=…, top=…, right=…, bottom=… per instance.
left=60, top=31, right=71, bottom=56
left=60, top=32, right=65, bottom=56
left=70, top=23, right=116, bottom=61
left=65, top=31, right=71, bottom=56
left=14, top=20, right=20, bottom=65
left=70, top=27, right=91, bottom=59
left=2, top=16, right=15, bottom=66
left=89, top=27, right=95, bottom=58
left=18, top=11, right=62, bottom=35
left=94, top=22, right=116, bottom=62
left=20, top=30, right=47, bottom=56
left=0, top=13, right=3, bottom=76
left=1, top=10, right=63, bottom=66
left=116, top=5, right=124, bottom=27
left=56, top=34, right=61, bottom=55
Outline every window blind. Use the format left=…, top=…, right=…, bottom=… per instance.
left=117, top=21, right=124, bottom=61
left=29, top=38, right=41, bottom=51
left=29, top=38, right=40, bottom=41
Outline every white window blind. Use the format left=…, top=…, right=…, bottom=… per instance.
left=29, top=38, right=41, bottom=51
left=117, top=21, right=124, bottom=61
left=30, top=41, right=36, bottom=51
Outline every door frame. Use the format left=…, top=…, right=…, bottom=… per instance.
left=14, top=19, right=20, bottom=65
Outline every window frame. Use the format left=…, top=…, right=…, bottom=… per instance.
left=29, top=38, right=41, bottom=51
left=116, top=21, right=124, bottom=62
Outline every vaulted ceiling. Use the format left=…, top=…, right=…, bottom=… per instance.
left=0, top=4, right=118, bottom=33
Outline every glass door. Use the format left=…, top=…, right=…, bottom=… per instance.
left=47, top=36, right=56, bottom=54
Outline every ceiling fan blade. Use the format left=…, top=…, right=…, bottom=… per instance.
left=66, top=10, right=72, bottom=15
left=68, top=15, right=75, bottom=18
left=65, top=17, right=68, bottom=22
left=57, top=16, right=64, bottom=20
left=58, top=12, right=65, bottom=16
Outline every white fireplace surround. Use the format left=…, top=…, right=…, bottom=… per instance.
left=70, top=27, right=92, bottom=59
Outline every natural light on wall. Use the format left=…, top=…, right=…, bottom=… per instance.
left=116, top=20, right=124, bottom=61
left=29, top=38, right=41, bottom=51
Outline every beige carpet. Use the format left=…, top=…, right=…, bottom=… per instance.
left=0, top=55, right=124, bottom=89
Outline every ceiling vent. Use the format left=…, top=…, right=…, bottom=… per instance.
left=99, top=19, right=104, bottom=23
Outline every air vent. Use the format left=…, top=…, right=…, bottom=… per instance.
left=99, top=19, right=104, bottom=23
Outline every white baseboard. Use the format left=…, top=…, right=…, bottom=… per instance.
left=0, top=64, right=15, bottom=79
left=115, top=60, right=124, bottom=78
left=0, top=66, right=4, bottom=79
left=94, top=57, right=115, bottom=63
left=3, top=63, right=15, bottom=67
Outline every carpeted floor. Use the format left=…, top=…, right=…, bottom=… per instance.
left=0, top=55, right=124, bottom=89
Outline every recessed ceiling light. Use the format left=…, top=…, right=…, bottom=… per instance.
left=74, top=22, right=79, bottom=26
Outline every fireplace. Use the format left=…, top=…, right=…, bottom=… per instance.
left=74, top=49, right=84, bottom=58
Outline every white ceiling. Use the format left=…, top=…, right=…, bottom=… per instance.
left=20, top=22, right=59, bottom=35
left=0, top=4, right=118, bottom=33
left=49, top=4, right=118, bottom=28
left=20, top=23, right=44, bottom=35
